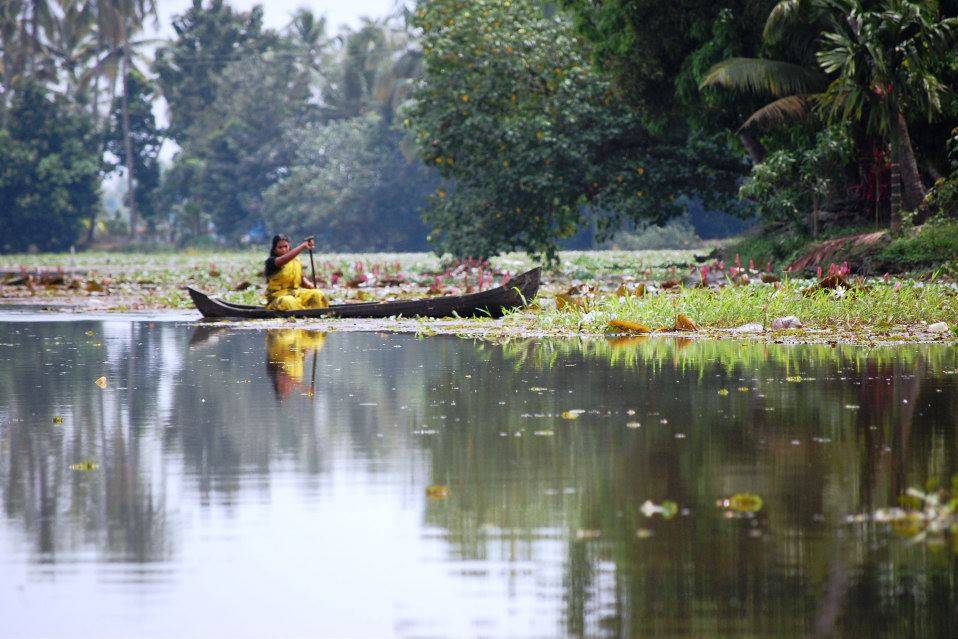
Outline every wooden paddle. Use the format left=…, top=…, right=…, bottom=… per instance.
left=304, top=235, right=317, bottom=287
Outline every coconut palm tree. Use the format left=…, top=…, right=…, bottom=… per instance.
left=700, top=0, right=828, bottom=153
left=95, top=0, right=157, bottom=238
left=703, top=0, right=957, bottom=228
left=816, top=0, right=958, bottom=227
left=46, top=0, right=98, bottom=102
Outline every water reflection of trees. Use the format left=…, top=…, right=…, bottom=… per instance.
left=420, top=337, right=958, bottom=637
left=0, top=321, right=171, bottom=563
left=2, top=325, right=957, bottom=636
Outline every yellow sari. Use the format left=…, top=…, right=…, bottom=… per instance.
left=265, top=258, right=328, bottom=311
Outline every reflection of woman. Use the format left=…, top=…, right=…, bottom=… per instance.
left=266, top=329, right=327, bottom=399
left=264, top=234, right=329, bottom=311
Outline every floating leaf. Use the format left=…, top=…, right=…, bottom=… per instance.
left=640, top=499, right=679, bottom=519
left=94, top=376, right=107, bottom=389
left=738, top=386, right=750, bottom=393
left=626, top=422, right=641, bottom=429
left=575, top=529, right=602, bottom=540
left=52, top=416, right=63, bottom=425
left=533, top=430, right=555, bottom=436
left=608, top=319, right=651, bottom=334
left=719, top=493, right=764, bottom=513
left=70, top=461, right=99, bottom=472
left=785, top=375, right=803, bottom=382
left=561, top=409, right=585, bottom=420
left=426, top=485, right=450, bottom=499
left=84, top=330, right=94, bottom=337
left=717, top=389, right=730, bottom=396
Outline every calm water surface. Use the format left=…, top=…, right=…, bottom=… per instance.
left=1, top=319, right=957, bottom=638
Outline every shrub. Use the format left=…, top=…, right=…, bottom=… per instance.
left=881, top=221, right=958, bottom=266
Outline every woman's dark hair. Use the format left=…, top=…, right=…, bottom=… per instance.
left=270, top=234, right=290, bottom=257
left=265, top=234, right=291, bottom=277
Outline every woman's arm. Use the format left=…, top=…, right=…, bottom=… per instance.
left=274, top=237, right=315, bottom=268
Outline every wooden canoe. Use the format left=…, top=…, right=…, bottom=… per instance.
left=187, top=267, right=540, bottom=319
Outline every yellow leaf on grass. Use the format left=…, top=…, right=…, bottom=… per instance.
left=94, top=376, right=107, bottom=389
left=556, top=294, right=587, bottom=311
left=674, top=314, right=699, bottom=331
left=608, top=319, right=651, bottom=334
left=614, top=283, right=646, bottom=298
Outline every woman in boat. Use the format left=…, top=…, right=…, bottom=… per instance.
left=264, top=234, right=329, bottom=311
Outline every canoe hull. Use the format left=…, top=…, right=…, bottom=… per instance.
left=187, top=267, right=540, bottom=320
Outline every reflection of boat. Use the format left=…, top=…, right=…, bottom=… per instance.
left=187, top=267, right=540, bottom=319
left=266, top=329, right=326, bottom=399
left=188, top=324, right=229, bottom=348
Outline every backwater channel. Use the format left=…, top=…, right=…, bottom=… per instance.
left=1, top=317, right=957, bottom=638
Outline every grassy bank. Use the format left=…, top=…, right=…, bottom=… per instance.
left=724, top=220, right=958, bottom=275
left=531, top=278, right=958, bottom=338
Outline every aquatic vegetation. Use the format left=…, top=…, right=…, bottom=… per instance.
left=719, top=493, right=764, bottom=514
left=848, top=479, right=958, bottom=552
left=640, top=500, right=679, bottom=519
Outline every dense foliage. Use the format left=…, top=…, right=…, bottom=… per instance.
left=264, top=116, right=437, bottom=251
left=0, top=83, right=101, bottom=252
left=3, top=0, right=958, bottom=261
left=154, top=2, right=435, bottom=248
left=410, top=0, right=749, bottom=261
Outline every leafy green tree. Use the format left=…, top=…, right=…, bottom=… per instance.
left=0, top=82, right=101, bottom=252
left=154, top=156, right=211, bottom=243
left=154, top=0, right=274, bottom=143
left=165, top=52, right=315, bottom=240
left=264, top=115, right=438, bottom=251
left=561, top=0, right=776, bottom=159
left=409, top=0, right=747, bottom=261
left=105, top=69, right=161, bottom=230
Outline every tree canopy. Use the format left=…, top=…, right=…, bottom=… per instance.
left=0, top=83, right=101, bottom=252
left=409, top=0, right=749, bottom=261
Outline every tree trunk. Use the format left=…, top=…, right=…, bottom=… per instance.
left=120, top=37, right=137, bottom=240
left=891, top=111, right=925, bottom=213
left=811, top=192, right=819, bottom=238
left=739, top=131, right=767, bottom=165
left=889, top=158, right=902, bottom=232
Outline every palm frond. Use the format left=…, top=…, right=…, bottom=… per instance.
left=763, top=0, right=801, bottom=42
left=700, top=57, right=825, bottom=97
left=739, top=95, right=810, bottom=131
